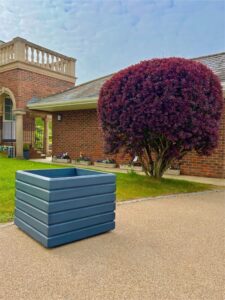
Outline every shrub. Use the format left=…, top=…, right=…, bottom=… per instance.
left=98, top=58, right=223, bottom=178
left=23, top=144, right=30, bottom=151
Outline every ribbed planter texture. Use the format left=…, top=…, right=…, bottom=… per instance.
left=15, top=168, right=116, bottom=248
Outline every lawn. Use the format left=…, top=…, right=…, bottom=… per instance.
left=0, top=156, right=217, bottom=222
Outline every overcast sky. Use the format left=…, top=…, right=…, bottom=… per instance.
left=0, top=0, right=224, bottom=83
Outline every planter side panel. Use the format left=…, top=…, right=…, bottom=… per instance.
left=15, top=170, right=116, bottom=248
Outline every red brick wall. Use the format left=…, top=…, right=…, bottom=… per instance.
left=0, top=69, right=74, bottom=108
left=52, top=109, right=130, bottom=164
left=53, top=107, right=225, bottom=178
left=180, top=103, right=225, bottom=178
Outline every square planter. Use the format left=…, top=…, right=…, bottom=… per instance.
left=119, top=164, right=143, bottom=172
left=94, top=162, right=116, bottom=168
left=52, top=157, right=71, bottom=163
left=164, top=169, right=180, bottom=176
left=133, top=166, right=143, bottom=172
left=72, top=160, right=92, bottom=166
left=15, top=168, right=116, bottom=248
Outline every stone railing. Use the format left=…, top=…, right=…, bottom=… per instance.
left=0, top=37, right=76, bottom=77
left=0, top=40, right=14, bottom=65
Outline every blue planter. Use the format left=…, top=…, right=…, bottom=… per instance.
left=15, top=168, right=116, bottom=248
left=23, top=150, right=29, bottom=160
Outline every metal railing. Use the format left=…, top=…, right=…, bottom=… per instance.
left=23, top=120, right=44, bottom=151
left=35, top=127, right=44, bottom=151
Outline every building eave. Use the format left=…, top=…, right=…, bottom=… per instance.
left=27, top=97, right=98, bottom=112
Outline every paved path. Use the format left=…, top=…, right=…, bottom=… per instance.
left=0, top=191, right=225, bottom=300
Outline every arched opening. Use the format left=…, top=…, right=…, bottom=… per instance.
left=0, top=88, right=16, bottom=143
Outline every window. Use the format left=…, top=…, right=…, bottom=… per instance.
left=4, top=98, right=15, bottom=121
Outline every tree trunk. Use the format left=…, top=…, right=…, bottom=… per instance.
left=140, top=147, right=172, bottom=179
left=153, top=158, right=166, bottom=179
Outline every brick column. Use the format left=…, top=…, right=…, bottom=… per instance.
left=13, top=109, right=26, bottom=158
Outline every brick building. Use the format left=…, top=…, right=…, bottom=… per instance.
left=1, top=37, right=224, bottom=178
left=0, top=37, right=76, bottom=158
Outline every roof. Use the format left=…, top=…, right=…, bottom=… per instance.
left=28, top=52, right=225, bottom=112
left=28, top=74, right=113, bottom=111
left=194, top=52, right=225, bottom=82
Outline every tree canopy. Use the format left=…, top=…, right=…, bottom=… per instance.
left=98, top=58, right=223, bottom=178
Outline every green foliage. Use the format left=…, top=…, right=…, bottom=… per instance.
left=35, top=117, right=52, bottom=149
left=23, top=144, right=30, bottom=151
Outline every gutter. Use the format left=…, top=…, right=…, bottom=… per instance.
left=27, top=97, right=98, bottom=111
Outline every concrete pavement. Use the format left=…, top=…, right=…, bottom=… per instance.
left=0, top=190, right=225, bottom=300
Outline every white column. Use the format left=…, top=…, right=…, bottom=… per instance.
left=0, top=111, right=2, bottom=143
left=13, top=109, right=26, bottom=158
left=43, top=115, right=51, bottom=155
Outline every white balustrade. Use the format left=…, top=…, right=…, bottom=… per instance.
left=0, top=37, right=75, bottom=77
left=0, top=43, right=14, bottom=65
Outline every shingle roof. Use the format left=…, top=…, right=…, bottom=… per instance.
left=28, top=52, right=225, bottom=110
left=194, top=52, right=225, bottom=82
left=28, top=74, right=113, bottom=106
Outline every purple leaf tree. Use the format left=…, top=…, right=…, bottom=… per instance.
left=98, top=58, right=223, bottom=179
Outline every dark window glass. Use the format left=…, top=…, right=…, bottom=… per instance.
left=4, top=98, right=14, bottom=121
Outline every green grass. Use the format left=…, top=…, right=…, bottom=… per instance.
left=0, top=156, right=218, bottom=223
left=116, top=171, right=216, bottom=201
left=0, top=156, right=61, bottom=223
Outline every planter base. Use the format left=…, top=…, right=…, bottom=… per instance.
left=15, top=217, right=115, bottom=248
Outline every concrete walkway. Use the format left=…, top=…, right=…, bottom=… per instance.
left=30, top=158, right=225, bottom=186
left=1, top=190, right=225, bottom=300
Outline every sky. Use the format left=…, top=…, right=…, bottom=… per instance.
left=0, top=0, right=224, bottom=84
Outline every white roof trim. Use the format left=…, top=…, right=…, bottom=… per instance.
left=27, top=97, right=98, bottom=112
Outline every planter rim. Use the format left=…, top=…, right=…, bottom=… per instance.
left=16, top=168, right=114, bottom=182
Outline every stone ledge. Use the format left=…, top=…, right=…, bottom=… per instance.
left=0, top=61, right=76, bottom=84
